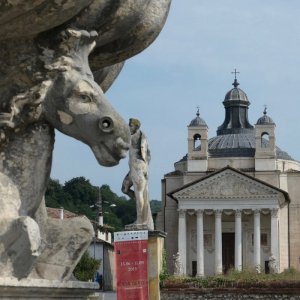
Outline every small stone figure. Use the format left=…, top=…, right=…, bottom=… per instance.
left=173, top=252, right=183, bottom=276
left=268, top=254, right=278, bottom=274
left=122, top=118, right=154, bottom=230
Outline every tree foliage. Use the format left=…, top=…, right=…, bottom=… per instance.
left=150, top=200, right=162, bottom=214
left=45, top=179, right=72, bottom=209
left=73, top=251, right=100, bottom=281
left=45, top=177, right=161, bottom=231
left=64, top=177, right=98, bottom=206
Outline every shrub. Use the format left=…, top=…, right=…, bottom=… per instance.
left=283, top=267, right=297, bottom=275
left=73, top=251, right=101, bottom=281
left=162, top=267, right=300, bottom=289
left=160, top=248, right=169, bottom=282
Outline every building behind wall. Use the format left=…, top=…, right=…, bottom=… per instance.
left=88, top=217, right=115, bottom=291
left=88, top=235, right=115, bottom=291
left=156, top=77, right=300, bottom=276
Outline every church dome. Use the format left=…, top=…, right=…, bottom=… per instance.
left=224, top=79, right=249, bottom=102
left=256, top=108, right=275, bottom=125
left=188, top=109, right=207, bottom=127
left=207, top=132, right=292, bottom=160
left=209, top=133, right=255, bottom=157
left=180, top=75, right=295, bottom=163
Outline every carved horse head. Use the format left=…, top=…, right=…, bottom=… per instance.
left=41, top=29, right=130, bottom=166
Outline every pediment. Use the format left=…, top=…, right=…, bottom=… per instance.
left=172, top=168, right=283, bottom=200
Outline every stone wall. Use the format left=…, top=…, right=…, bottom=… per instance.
left=161, top=290, right=300, bottom=300
left=0, top=278, right=98, bottom=299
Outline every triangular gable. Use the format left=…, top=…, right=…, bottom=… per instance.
left=170, top=166, right=289, bottom=205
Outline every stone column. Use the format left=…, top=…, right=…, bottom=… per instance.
left=196, top=209, right=204, bottom=277
left=271, top=208, right=279, bottom=271
left=235, top=209, right=242, bottom=271
left=214, top=209, right=223, bottom=274
left=148, top=231, right=167, bottom=300
left=253, top=209, right=261, bottom=272
left=178, top=209, right=187, bottom=275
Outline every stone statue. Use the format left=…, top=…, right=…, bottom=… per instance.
left=122, top=119, right=154, bottom=230
left=0, top=28, right=130, bottom=281
left=0, top=1, right=171, bottom=281
left=173, top=252, right=183, bottom=276
left=268, top=254, right=278, bottom=274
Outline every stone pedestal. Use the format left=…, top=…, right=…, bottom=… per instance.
left=148, top=231, right=167, bottom=300
left=125, top=223, right=149, bottom=230
left=0, top=277, right=98, bottom=299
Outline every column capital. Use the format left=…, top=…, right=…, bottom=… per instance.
left=196, top=209, right=204, bottom=217
left=271, top=208, right=279, bottom=218
left=235, top=209, right=242, bottom=218
left=214, top=209, right=222, bottom=217
left=253, top=209, right=261, bottom=215
left=178, top=209, right=187, bottom=217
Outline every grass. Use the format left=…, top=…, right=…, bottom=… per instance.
left=162, top=267, right=300, bottom=289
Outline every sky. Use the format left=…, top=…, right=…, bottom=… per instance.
left=51, top=0, right=300, bottom=201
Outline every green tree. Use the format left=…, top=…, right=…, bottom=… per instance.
left=73, top=251, right=100, bottom=281
left=100, top=185, right=136, bottom=230
left=45, top=179, right=73, bottom=209
left=64, top=177, right=98, bottom=206
left=45, top=177, right=159, bottom=231
left=150, top=200, right=162, bottom=214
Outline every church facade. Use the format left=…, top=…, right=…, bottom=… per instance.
left=156, top=77, right=300, bottom=276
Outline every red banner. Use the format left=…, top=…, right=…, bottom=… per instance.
left=114, top=231, right=149, bottom=300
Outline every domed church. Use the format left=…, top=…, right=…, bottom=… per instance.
left=156, top=76, right=300, bottom=277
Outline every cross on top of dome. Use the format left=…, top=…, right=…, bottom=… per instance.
left=231, top=68, right=240, bottom=88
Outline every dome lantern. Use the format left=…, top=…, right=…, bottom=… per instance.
left=217, top=70, right=253, bottom=135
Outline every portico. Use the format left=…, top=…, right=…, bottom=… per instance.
left=170, top=166, right=290, bottom=276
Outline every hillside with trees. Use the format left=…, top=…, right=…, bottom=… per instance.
left=45, top=177, right=161, bottom=231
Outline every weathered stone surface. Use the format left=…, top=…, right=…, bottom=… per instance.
left=0, top=217, right=40, bottom=279
left=0, top=28, right=130, bottom=280
left=30, top=216, right=94, bottom=281
left=0, top=0, right=171, bottom=89
left=0, top=277, right=98, bottom=299
left=148, top=231, right=166, bottom=300
left=0, top=0, right=171, bottom=281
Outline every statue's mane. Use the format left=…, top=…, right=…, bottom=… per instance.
left=0, top=29, right=96, bottom=143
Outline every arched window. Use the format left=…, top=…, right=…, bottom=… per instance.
left=261, top=132, right=269, bottom=148
left=193, top=134, right=201, bottom=150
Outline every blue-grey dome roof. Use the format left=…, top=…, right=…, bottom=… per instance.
left=207, top=131, right=292, bottom=159
left=256, top=108, right=275, bottom=125
left=178, top=130, right=294, bottom=162
left=224, top=79, right=249, bottom=102
left=188, top=110, right=207, bottom=127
